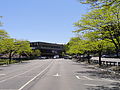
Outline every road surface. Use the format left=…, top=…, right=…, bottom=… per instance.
left=0, top=59, right=120, bottom=90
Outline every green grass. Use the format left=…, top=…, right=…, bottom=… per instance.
left=0, top=59, right=19, bottom=65
left=0, top=59, right=8, bottom=65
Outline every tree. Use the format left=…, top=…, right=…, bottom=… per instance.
left=79, top=0, right=120, bottom=8
left=0, top=39, right=6, bottom=54
left=66, top=37, right=93, bottom=63
left=74, top=7, right=120, bottom=57
left=15, top=40, right=32, bottom=61
left=66, top=37, right=83, bottom=55
left=30, top=49, right=41, bottom=59
left=1, top=38, right=16, bottom=64
left=1, top=39, right=32, bottom=64
left=0, top=30, right=9, bottom=39
left=84, top=31, right=115, bottom=65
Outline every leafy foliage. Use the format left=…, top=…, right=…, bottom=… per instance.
left=79, top=0, right=120, bottom=8
left=0, top=30, right=9, bottom=39
left=67, top=1, right=119, bottom=65
left=30, top=49, right=41, bottom=58
left=74, top=5, right=120, bottom=56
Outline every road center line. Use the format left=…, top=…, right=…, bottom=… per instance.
left=18, top=61, right=54, bottom=90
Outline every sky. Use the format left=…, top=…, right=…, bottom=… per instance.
left=0, top=0, right=89, bottom=44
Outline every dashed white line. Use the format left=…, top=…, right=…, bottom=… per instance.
left=84, top=84, right=97, bottom=86
left=75, top=75, right=81, bottom=79
left=53, top=73, right=61, bottom=77
left=0, top=74, right=6, bottom=76
left=82, top=76, right=93, bottom=80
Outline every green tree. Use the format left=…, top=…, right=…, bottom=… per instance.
left=79, top=0, right=120, bottom=8
left=74, top=7, right=120, bottom=57
left=0, top=39, right=6, bottom=54
left=15, top=40, right=32, bottom=61
left=66, top=37, right=83, bottom=55
left=1, top=39, right=32, bottom=63
left=2, top=38, right=16, bottom=64
left=84, top=31, right=115, bottom=65
left=30, top=49, right=41, bottom=59
left=0, top=30, right=9, bottom=39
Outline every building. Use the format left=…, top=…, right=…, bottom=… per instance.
left=30, top=42, right=64, bottom=58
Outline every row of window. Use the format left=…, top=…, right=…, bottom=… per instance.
left=30, top=43, right=63, bottom=49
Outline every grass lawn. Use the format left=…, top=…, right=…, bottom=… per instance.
left=0, top=59, right=19, bottom=65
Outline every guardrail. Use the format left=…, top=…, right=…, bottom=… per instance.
left=91, top=57, right=120, bottom=66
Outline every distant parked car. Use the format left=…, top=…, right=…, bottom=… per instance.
left=102, top=55, right=110, bottom=58
left=64, top=56, right=72, bottom=59
left=39, top=56, right=47, bottom=59
left=102, top=54, right=120, bottom=58
left=53, top=55, right=59, bottom=59
left=64, top=56, right=69, bottom=59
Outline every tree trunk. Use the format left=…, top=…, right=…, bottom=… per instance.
left=116, top=49, right=119, bottom=58
left=87, top=53, right=90, bottom=64
left=9, top=51, right=12, bottom=64
left=98, top=50, right=102, bottom=66
left=19, top=54, right=22, bottom=63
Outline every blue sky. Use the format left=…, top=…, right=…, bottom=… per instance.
left=0, top=0, right=89, bottom=44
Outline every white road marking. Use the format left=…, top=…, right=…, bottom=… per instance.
left=84, top=84, right=97, bottom=86
left=0, top=74, right=6, bottom=76
left=75, top=75, right=81, bottom=79
left=0, top=61, right=50, bottom=83
left=82, top=76, right=93, bottom=80
left=53, top=73, right=61, bottom=77
left=18, top=61, right=53, bottom=90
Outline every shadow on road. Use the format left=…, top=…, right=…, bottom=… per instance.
left=75, top=65, right=120, bottom=90
left=76, top=66, right=120, bottom=80
left=87, top=82, right=120, bottom=90
left=19, top=61, right=30, bottom=64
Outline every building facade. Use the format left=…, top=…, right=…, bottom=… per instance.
left=30, top=42, right=64, bottom=58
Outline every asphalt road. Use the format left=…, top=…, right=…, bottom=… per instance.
left=0, top=59, right=120, bottom=90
